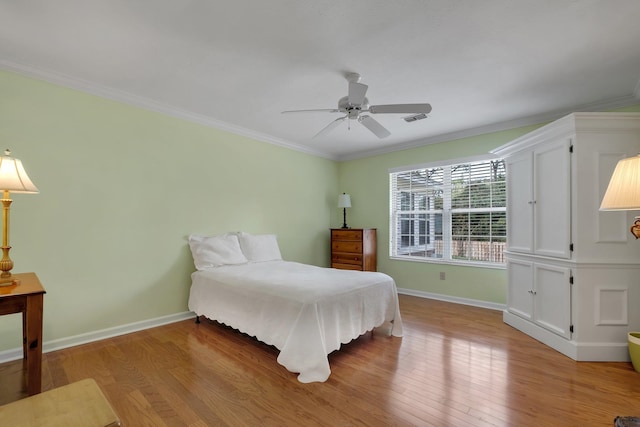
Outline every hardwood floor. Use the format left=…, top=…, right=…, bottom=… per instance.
left=2, top=295, right=640, bottom=426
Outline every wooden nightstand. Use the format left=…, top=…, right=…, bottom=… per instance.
left=0, top=272, right=45, bottom=396
left=331, top=228, right=377, bottom=271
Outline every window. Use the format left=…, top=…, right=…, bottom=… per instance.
left=389, top=156, right=506, bottom=266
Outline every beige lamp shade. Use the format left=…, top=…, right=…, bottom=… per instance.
left=0, top=149, right=38, bottom=285
left=600, top=155, right=640, bottom=211
left=0, top=150, right=39, bottom=193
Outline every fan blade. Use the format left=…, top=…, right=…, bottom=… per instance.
left=359, top=115, right=391, bottom=139
left=348, top=82, right=368, bottom=105
left=368, top=103, right=432, bottom=114
left=281, top=108, right=340, bottom=114
left=313, top=116, right=347, bottom=139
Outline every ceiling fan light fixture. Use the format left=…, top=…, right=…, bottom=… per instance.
left=404, top=113, right=429, bottom=123
left=282, top=73, right=432, bottom=139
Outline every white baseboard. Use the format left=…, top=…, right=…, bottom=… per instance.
left=397, top=287, right=506, bottom=312
left=0, top=311, right=196, bottom=364
left=503, top=310, right=578, bottom=359
left=575, top=342, right=630, bottom=362
left=503, top=310, right=631, bottom=362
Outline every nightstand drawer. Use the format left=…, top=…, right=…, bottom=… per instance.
left=332, top=241, right=362, bottom=253
left=331, top=263, right=363, bottom=271
left=331, top=230, right=363, bottom=241
left=332, top=253, right=362, bottom=265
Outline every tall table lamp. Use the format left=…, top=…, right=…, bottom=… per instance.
left=600, top=154, right=640, bottom=238
left=0, top=149, right=39, bottom=286
left=338, top=193, right=351, bottom=229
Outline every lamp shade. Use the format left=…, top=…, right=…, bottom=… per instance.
left=600, top=155, right=640, bottom=211
left=338, top=193, right=351, bottom=208
left=0, top=150, right=39, bottom=194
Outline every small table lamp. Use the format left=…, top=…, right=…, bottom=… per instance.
left=338, top=193, right=351, bottom=229
left=0, top=150, right=39, bottom=286
left=600, top=154, right=640, bottom=238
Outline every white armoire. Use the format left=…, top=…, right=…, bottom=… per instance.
left=491, top=112, right=640, bottom=361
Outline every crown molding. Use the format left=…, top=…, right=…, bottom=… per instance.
left=3, top=60, right=638, bottom=164
left=0, top=60, right=337, bottom=160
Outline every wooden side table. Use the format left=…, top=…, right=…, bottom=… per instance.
left=0, top=272, right=45, bottom=396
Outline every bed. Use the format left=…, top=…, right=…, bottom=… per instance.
left=187, top=232, right=403, bottom=383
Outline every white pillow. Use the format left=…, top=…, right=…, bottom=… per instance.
left=188, top=233, right=248, bottom=270
left=238, top=232, right=282, bottom=263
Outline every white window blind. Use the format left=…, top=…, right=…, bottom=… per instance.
left=390, top=158, right=506, bottom=266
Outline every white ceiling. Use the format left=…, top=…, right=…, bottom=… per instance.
left=2, top=0, right=640, bottom=161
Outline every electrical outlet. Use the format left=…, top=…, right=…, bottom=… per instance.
left=439, top=272, right=445, bottom=280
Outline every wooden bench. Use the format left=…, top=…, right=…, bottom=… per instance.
left=0, top=378, right=121, bottom=426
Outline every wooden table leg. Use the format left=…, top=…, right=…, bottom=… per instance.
left=22, top=303, right=28, bottom=359
left=24, top=293, right=43, bottom=395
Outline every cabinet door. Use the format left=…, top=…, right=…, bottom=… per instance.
left=506, top=258, right=534, bottom=321
left=506, top=152, right=534, bottom=253
left=533, top=262, right=571, bottom=339
left=533, top=139, right=571, bottom=258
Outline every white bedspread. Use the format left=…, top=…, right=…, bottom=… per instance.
left=188, top=261, right=403, bottom=383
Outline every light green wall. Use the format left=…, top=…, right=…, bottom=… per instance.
left=2, top=68, right=638, bottom=352
left=335, top=128, right=538, bottom=304
left=337, top=104, right=640, bottom=304
left=0, top=71, right=338, bottom=351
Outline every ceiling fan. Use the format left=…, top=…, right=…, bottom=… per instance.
left=282, top=73, right=432, bottom=139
